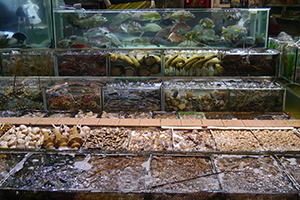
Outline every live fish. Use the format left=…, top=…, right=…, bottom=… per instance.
left=84, top=26, right=110, bottom=38
left=150, top=36, right=170, bottom=47
left=125, top=37, right=151, bottom=46
left=163, top=10, right=195, bottom=22
left=155, top=26, right=172, bottom=37
left=143, top=23, right=162, bottom=32
left=131, top=11, right=162, bottom=21
left=198, top=17, right=215, bottom=28
left=104, top=32, right=123, bottom=47
left=170, top=23, right=191, bottom=35
left=109, top=12, right=132, bottom=28
left=222, top=25, right=247, bottom=38
left=73, top=14, right=108, bottom=29
left=118, top=21, right=144, bottom=34
left=167, top=32, right=183, bottom=43
left=72, top=43, right=89, bottom=48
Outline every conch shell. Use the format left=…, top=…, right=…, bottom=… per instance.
left=53, top=128, right=68, bottom=148
left=43, top=129, right=55, bottom=149
left=68, top=126, right=84, bottom=150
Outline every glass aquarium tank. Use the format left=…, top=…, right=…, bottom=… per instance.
left=221, top=49, right=280, bottom=76
left=226, top=79, right=285, bottom=112
left=52, top=7, right=270, bottom=49
left=163, top=49, right=221, bottom=77
left=163, top=79, right=228, bottom=112
left=56, top=49, right=107, bottom=76
left=0, top=78, right=44, bottom=111
left=46, top=79, right=103, bottom=111
left=109, top=50, right=162, bottom=77
left=1, top=50, right=55, bottom=76
left=103, top=79, right=161, bottom=112
left=0, top=0, right=55, bottom=49
left=280, top=43, right=297, bottom=82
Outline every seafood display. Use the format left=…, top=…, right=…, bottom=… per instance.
left=101, top=111, right=152, bottom=119
left=214, top=156, right=296, bottom=193
left=75, top=110, right=99, bottom=118
left=1, top=50, right=54, bottom=76
left=21, top=111, right=47, bottom=118
left=56, top=50, right=106, bottom=76
left=0, top=124, right=88, bottom=150
left=0, top=110, right=22, bottom=117
left=101, top=111, right=127, bottom=119
left=127, top=112, right=152, bottom=119
left=211, top=130, right=263, bottom=152
left=110, top=50, right=162, bottom=76
left=0, top=123, right=13, bottom=138
left=178, top=112, right=206, bottom=119
left=229, top=89, right=284, bottom=112
left=74, top=156, right=148, bottom=191
left=164, top=80, right=227, bottom=112
left=46, top=80, right=102, bottom=111
left=150, top=156, right=220, bottom=192
left=164, top=50, right=224, bottom=76
left=153, top=111, right=178, bottom=119
left=0, top=79, right=44, bottom=110
left=1, top=125, right=300, bottom=153
left=53, top=8, right=269, bottom=48
left=104, top=80, right=161, bottom=112
left=3, top=154, right=86, bottom=190
left=173, top=129, right=217, bottom=151
left=82, top=127, right=129, bottom=150
left=0, top=125, right=44, bottom=149
left=225, top=79, right=284, bottom=112
left=221, top=49, right=279, bottom=76
left=128, top=129, right=172, bottom=151
left=251, top=129, right=300, bottom=151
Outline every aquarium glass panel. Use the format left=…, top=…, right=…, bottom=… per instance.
left=0, top=0, right=53, bottom=49
left=0, top=78, right=44, bottom=111
left=163, top=80, right=227, bottom=112
left=103, top=80, right=161, bottom=112
left=163, top=50, right=221, bottom=77
left=281, top=44, right=297, bottom=82
left=46, top=79, right=103, bottom=111
left=109, top=50, right=162, bottom=77
left=221, top=49, right=279, bottom=76
left=56, top=49, right=107, bottom=76
left=52, top=8, right=269, bottom=49
left=1, top=50, right=54, bottom=76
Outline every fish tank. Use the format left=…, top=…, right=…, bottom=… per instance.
left=0, top=0, right=57, bottom=49
left=52, top=7, right=270, bottom=49
left=56, top=49, right=107, bottom=76
left=269, top=37, right=297, bottom=82
left=1, top=50, right=55, bottom=76
left=46, top=78, right=103, bottom=111
left=0, top=78, right=44, bottom=111
left=163, top=79, right=228, bottom=112
left=103, top=79, right=161, bottom=112
left=163, top=49, right=222, bottom=76
left=226, top=79, right=285, bottom=112
left=280, top=43, right=297, bottom=82
left=221, top=49, right=280, bottom=76
left=109, top=50, right=162, bottom=77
